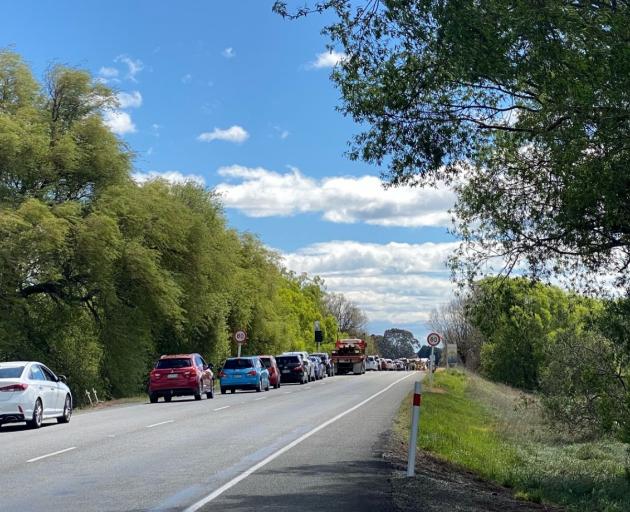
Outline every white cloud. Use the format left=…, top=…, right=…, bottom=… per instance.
left=215, top=165, right=456, bottom=228
left=222, top=47, right=236, bottom=59
left=198, top=125, right=249, bottom=143
left=115, top=55, right=144, bottom=82
left=181, top=73, right=193, bottom=84
left=281, top=240, right=458, bottom=324
left=99, top=66, right=119, bottom=78
left=116, top=91, right=142, bottom=109
left=132, top=170, right=205, bottom=186
left=103, top=110, right=136, bottom=135
left=308, top=50, right=347, bottom=69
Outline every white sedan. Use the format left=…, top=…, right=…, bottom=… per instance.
left=365, top=355, right=380, bottom=371
left=0, top=361, right=73, bottom=429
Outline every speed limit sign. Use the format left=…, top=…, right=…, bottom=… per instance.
left=234, top=330, right=247, bottom=344
left=427, top=332, right=441, bottom=347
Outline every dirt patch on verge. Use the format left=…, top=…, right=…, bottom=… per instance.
left=384, top=435, right=564, bottom=512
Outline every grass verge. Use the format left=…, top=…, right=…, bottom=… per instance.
left=393, top=371, right=630, bottom=512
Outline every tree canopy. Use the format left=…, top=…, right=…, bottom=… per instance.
left=0, top=50, right=365, bottom=401
left=274, top=0, right=630, bottom=289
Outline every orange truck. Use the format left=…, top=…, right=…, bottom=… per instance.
left=331, top=338, right=367, bottom=375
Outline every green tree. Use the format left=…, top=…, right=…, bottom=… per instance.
left=274, top=1, right=630, bottom=290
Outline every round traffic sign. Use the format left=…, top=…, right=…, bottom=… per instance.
left=234, top=330, right=247, bottom=344
left=427, top=332, right=441, bottom=347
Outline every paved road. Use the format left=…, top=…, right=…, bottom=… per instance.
left=2, top=370, right=421, bottom=512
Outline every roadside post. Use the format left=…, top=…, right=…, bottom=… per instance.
left=234, top=330, right=247, bottom=357
left=426, top=332, right=441, bottom=389
left=407, top=380, right=422, bottom=477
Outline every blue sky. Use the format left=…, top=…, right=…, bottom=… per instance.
left=2, top=1, right=458, bottom=339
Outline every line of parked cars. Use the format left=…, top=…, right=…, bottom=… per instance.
left=147, top=351, right=336, bottom=402
left=1, top=350, right=408, bottom=429
left=366, top=355, right=411, bottom=371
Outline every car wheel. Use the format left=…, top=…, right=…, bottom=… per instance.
left=194, top=382, right=203, bottom=400
left=164, top=395, right=172, bottom=402
left=230, top=388, right=235, bottom=394
left=256, top=379, right=262, bottom=392
left=265, top=379, right=270, bottom=391
left=149, top=393, right=158, bottom=403
left=275, top=380, right=280, bottom=389
left=220, top=387, right=226, bottom=395
left=57, top=395, right=72, bottom=423
left=27, top=399, right=43, bottom=429
left=206, top=380, right=214, bottom=399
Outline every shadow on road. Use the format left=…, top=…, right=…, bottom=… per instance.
left=203, top=458, right=395, bottom=512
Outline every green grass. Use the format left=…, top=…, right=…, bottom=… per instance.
left=394, top=371, right=630, bottom=512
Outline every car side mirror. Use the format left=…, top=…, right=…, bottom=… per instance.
left=58, top=375, right=67, bottom=383
left=209, top=363, right=214, bottom=370
left=203, top=364, right=209, bottom=370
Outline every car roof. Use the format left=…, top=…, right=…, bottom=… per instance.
left=0, top=361, right=32, bottom=367
left=160, top=354, right=196, bottom=359
left=258, top=355, right=275, bottom=359
left=226, top=356, right=256, bottom=360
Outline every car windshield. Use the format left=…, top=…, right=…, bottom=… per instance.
left=0, top=366, right=25, bottom=378
left=276, top=356, right=299, bottom=365
left=156, top=358, right=192, bottom=369
left=223, top=358, right=254, bottom=369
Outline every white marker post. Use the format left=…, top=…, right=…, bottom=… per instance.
left=407, top=380, right=422, bottom=477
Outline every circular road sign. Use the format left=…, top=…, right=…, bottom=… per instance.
left=427, top=332, right=441, bottom=347
left=234, top=330, right=247, bottom=344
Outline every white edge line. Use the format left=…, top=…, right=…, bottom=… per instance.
left=213, top=406, right=230, bottom=411
left=183, top=372, right=415, bottom=512
left=146, top=420, right=174, bottom=429
left=27, top=446, right=76, bottom=463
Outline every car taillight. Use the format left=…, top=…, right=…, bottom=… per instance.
left=0, top=383, right=28, bottom=392
left=219, top=371, right=226, bottom=378
left=247, top=370, right=257, bottom=376
left=292, top=365, right=303, bottom=373
left=151, top=371, right=161, bottom=379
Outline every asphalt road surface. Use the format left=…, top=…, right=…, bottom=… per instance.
left=2, top=370, right=421, bottom=512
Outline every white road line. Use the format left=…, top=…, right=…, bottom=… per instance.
left=27, top=446, right=76, bottom=463
left=183, top=373, right=415, bottom=512
left=283, top=391, right=292, bottom=394
left=145, top=420, right=174, bottom=429
left=254, top=397, right=266, bottom=401
left=213, top=406, right=230, bottom=411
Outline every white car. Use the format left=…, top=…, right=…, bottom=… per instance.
left=0, top=361, right=73, bottom=429
left=365, top=355, right=379, bottom=371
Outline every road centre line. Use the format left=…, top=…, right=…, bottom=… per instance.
left=146, top=420, right=174, bottom=429
left=213, top=406, right=230, bottom=411
left=27, top=446, right=76, bottom=463
left=183, top=372, right=416, bottom=512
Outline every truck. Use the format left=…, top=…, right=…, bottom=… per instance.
left=331, top=338, right=367, bottom=375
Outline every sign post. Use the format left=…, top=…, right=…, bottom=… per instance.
left=234, top=330, right=247, bottom=357
left=426, top=332, right=441, bottom=389
left=314, top=320, right=323, bottom=349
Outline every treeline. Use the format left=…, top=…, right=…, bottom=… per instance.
left=0, top=51, right=365, bottom=402
left=431, top=277, right=630, bottom=441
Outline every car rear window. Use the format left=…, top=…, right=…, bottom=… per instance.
left=223, top=358, right=254, bottom=369
left=0, top=366, right=25, bottom=378
left=260, top=358, right=273, bottom=368
left=156, top=358, right=192, bottom=369
left=276, top=356, right=299, bottom=365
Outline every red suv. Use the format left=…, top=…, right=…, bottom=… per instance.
left=148, top=354, right=214, bottom=403
left=259, top=355, right=281, bottom=389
